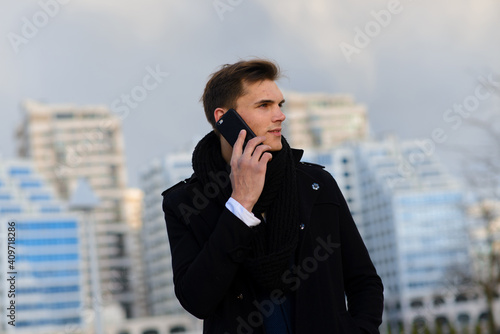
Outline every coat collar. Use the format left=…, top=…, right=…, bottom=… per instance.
left=292, top=148, right=304, bottom=164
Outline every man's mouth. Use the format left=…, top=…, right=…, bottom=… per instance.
left=268, top=128, right=281, bottom=136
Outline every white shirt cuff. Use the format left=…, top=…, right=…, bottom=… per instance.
left=225, top=197, right=261, bottom=227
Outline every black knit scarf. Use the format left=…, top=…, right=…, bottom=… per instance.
left=192, top=131, right=299, bottom=292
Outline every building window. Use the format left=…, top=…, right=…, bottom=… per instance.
left=115, top=233, right=126, bottom=257
left=433, top=296, right=445, bottom=306
left=0, top=206, right=22, bottom=214
left=143, top=330, right=159, bottom=334
left=457, top=313, right=470, bottom=326
left=410, top=299, right=424, bottom=308
left=20, top=180, right=43, bottom=188
left=55, top=113, right=74, bottom=119
left=434, top=316, right=450, bottom=330
left=30, top=193, right=52, bottom=201
left=455, top=293, right=468, bottom=303
left=412, top=317, right=426, bottom=331
left=0, top=193, right=12, bottom=200
left=40, top=206, right=61, bottom=213
left=122, top=302, right=132, bottom=319
left=83, top=113, right=98, bottom=119
left=9, top=167, right=31, bottom=176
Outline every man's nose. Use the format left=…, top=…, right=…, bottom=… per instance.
left=273, top=106, right=286, bottom=122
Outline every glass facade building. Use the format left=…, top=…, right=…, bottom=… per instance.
left=304, top=138, right=473, bottom=331
left=282, top=92, right=368, bottom=149
left=139, top=151, right=194, bottom=317
left=0, top=160, right=83, bottom=333
left=16, top=100, right=139, bottom=318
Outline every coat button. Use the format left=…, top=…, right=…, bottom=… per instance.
left=312, top=183, right=320, bottom=190
left=237, top=293, right=243, bottom=300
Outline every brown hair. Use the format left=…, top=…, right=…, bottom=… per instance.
left=202, top=59, right=281, bottom=130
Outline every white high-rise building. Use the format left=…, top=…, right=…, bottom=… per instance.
left=282, top=92, right=368, bottom=149
left=123, top=188, right=148, bottom=318
left=16, top=100, right=139, bottom=318
left=140, top=150, right=194, bottom=317
left=304, top=137, right=482, bottom=333
left=0, top=159, right=84, bottom=333
left=140, top=148, right=202, bottom=330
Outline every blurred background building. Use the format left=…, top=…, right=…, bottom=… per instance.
left=0, top=159, right=84, bottom=333
left=282, top=92, right=368, bottom=149
left=302, top=137, right=484, bottom=332
left=15, top=100, right=143, bottom=318
left=123, top=188, right=148, bottom=318
left=139, top=150, right=199, bottom=321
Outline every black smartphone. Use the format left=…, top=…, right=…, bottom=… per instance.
left=215, top=108, right=257, bottom=148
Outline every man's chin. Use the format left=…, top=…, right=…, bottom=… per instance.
left=264, top=136, right=283, bottom=151
left=269, top=143, right=283, bottom=152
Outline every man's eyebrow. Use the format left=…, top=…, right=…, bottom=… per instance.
left=253, top=99, right=286, bottom=105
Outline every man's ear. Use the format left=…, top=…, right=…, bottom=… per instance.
left=214, top=108, right=226, bottom=123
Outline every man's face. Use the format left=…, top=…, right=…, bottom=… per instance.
left=233, top=79, right=286, bottom=151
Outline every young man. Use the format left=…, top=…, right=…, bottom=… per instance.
left=162, top=59, right=384, bottom=334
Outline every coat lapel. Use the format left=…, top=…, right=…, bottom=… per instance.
left=296, top=166, right=321, bottom=226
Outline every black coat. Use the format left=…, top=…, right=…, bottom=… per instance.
left=162, top=149, right=384, bottom=334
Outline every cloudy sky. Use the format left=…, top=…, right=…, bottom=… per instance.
left=1, top=0, right=499, bottom=186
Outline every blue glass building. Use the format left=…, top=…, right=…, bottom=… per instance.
left=303, top=138, right=472, bottom=332
left=0, top=160, right=83, bottom=333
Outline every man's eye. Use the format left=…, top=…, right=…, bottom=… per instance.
left=259, top=103, right=267, bottom=108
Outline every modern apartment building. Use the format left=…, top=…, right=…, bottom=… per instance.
left=124, top=188, right=148, bottom=318
left=16, top=100, right=137, bottom=318
left=0, top=159, right=84, bottom=333
left=140, top=150, right=193, bottom=317
left=282, top=92, right=368, bottom=149
left=304, top=137, right=489, bottom=332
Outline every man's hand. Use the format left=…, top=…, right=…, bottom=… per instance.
left=230, top=130, right=272, bottom=212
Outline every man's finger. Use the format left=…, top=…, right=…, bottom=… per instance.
left=252, top=144, right=272, bottom=161
left=243, top=135, right=266, bottom=157
left=232, top=129, right=246, bottom=158
left=259, top=152, right=273, bottom=165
